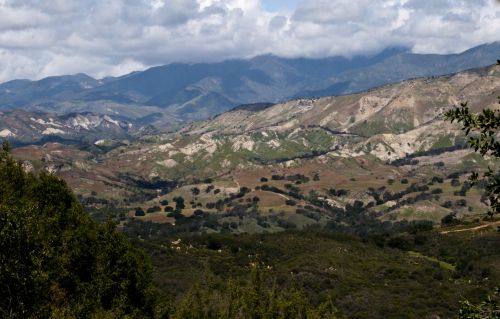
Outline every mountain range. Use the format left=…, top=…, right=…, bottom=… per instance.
left=10, top=63, right=499, bottom=199
left=0, top=42, right=498, bottom=125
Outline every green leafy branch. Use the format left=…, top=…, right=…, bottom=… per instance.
left=444, top=61, right=500, bottom=216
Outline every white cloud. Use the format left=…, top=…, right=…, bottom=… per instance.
left=0, top=0, right=498, bottom=82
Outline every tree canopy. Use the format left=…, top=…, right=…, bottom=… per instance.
left=0, top=141, right=156, bottom=318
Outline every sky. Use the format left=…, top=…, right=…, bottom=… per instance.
left=0, top=0, right=499, bottom=82
left=261, top=0, right=301, bottom=12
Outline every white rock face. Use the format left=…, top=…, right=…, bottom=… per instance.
left=94, top=139, right=107, bottom=145
left=103, top=115, right=120, bottom=126
left=157, top=159, right=178, bottom=168
left=359, top=121, right=461, bottom=161
left=157, top=143, right=175, bottom=152
left=30, top=118, right=63, bottom=127
left=45, top=164, right=62, bottom=174
left=42, top=128, right=66, bottom=135
left=149, top=170, right=159, bottom=178
left=200, top=134, right=218, bottom=154
left=0, top=129, right=15, bottom=137
left=73, top=161, right=91, bottom=171
left=232, top=136, right=255, bottom=151
left=221, top=159, right=231, bottom=168
left=68, top=114, right=109, bottom=130
left=267, top=139, right=281, bottom=148
left=180, top=134, right=218, bottom=156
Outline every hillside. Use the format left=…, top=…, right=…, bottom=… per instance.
left=117, top=64, right=500, bottom=178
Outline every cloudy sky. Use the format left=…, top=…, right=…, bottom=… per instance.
left=0, top=0, right=498, bottom=82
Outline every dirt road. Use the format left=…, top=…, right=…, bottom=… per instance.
left=440, top=221, right=500, bottom=234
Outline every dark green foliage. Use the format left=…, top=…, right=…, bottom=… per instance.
left=435, top=161, right=445, bottom=167
left=456, top=182, right=471, bottom=196
left=164, top=206, right=174, bottom=212
left=190, top=187, right=200, bottom=197
left=445, top=85, right=500, bottom=215
left=160, top=199, right=169, bottom=206
left=135, top=207, right=146, bottom=216
left=238, top=187, right=251, bottom=197
left=456, top=199, right=467, bottom=207
left=170, top=264, right=338, bottom=319
left=277, top=219, right=297, bottom=229
left=193, top=209, right=205, bottom=217
left=441, top=213, right=458, bottom=226
left=285, top=199, right=297, bottom=206
left=432, top=188, right=443, bottom=194
left=137, top=230, right=500, bottom=319
left=167, top=211, right=185, bottom=220
left=147, top=206, right=162, bottom=213
left=286, top=174, right=310, bottom=183
left=387, top=236, right=411, bottom=250
left=205, top=202, right=216, bottom=209
left=329, top=188, right=349, bottom=197
left=432, top=176, right=444, bottom=183
left=173, top=196, right=185, bottom=211
left=442, top=201, right=453, bottom=209
left=451, top=178, right=461, bottom=187
left=205, top=185, right=215, bottom=193
left=0, top=144, right=156, bottom=318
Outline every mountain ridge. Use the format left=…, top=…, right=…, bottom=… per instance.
left=0, top=42, right=498, bottom=123
left=0, top=110, right=152, bottom=145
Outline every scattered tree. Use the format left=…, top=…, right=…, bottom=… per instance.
left=135, top=207, right=146, bottom=216
left=191, top=187, right=200, bottom=197
left=147, top=205, right=162, bottom=213
left=173, top=196, right=185, bottom=211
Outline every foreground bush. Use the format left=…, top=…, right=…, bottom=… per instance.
left=0, top=142, right=155, bottom=318
left=172, top=264, right=338, bottom=319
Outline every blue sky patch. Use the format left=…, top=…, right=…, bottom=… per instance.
left=261, top=0, right=301, bottom=12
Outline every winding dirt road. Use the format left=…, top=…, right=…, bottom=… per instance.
left=440, top=221, right=500, bottom=234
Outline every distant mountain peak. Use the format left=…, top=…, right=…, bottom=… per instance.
left=0, top=42, right=498, bottom=124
